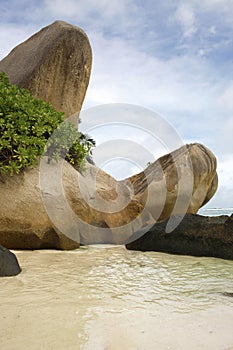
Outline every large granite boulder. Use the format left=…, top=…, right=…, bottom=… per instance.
left=125, top=142, right=218, bottom=221
left=0, top=159, right=147, bottom=249
left=0, top=20, right=92, bottom=117
left=126, top=214, right=233, bottom=260
left=0, top=143, right=218, bottom=249
left=0, top=160, right=80, bottom=250
left=0, top=245, right=21, bottom=276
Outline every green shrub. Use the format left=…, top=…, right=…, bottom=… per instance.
left=46, top=121, right=95, bottom=170
left=0, top=72, right=95, bottom=175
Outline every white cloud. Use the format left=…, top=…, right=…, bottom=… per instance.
left=43, top=0, right=135, bottom=28
left=0, top=23, right=37, bottom=59
left=197, top=0, right=233, bottom=14
left=84, top=31, right=224, bottom=117
left=219, top=82, right=233, bottom=111
left=217, top=116, right=233, bottom=156
left=217, top=155, right=233, bottom=190
left=205, top=154, right=233, bottom=208
left=187, top=0, right=233, bottom=30
left=173, top=4, right=197, bottom=38
left=209, top=25, right=216, bottom=35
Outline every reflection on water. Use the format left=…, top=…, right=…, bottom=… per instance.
left=1, top=246, right=233, bottom=350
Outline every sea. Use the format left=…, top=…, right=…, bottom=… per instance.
left=0, top=208, right=233, bottom=350
left=199, top=207, right=233, bottom=217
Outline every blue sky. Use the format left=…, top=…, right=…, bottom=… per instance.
left=1, top=0, right=233, bottom=208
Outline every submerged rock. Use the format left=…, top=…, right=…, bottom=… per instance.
left=126, top=214, right=233, bottom=260
left=0, top=20, right=92, bottom=117
left=0, top=143, right=218, bottom=249
left=0, top=245, right=21, bottom=276
left=220, top=292, right=233, bottom=298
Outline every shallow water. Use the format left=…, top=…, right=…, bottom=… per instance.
left=1, top=245, right=233, bottom=350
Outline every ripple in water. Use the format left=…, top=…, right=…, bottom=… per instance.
left=1, top=246, right=233, bottom=350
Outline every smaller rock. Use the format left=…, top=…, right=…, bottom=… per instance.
left=220, top=292, right=233, bottom=298
left=126, top=214, right=233, bottom=260
left=0, top=245, right=21, bottom=276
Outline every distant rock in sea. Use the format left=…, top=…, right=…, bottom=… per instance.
left=0, top=245, right=21, bottom=277
left=0, top=20, right=92, bottom=117
left=126, top=214, right=233, bottom=260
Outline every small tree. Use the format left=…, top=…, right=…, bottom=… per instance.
left=0, top=72, right=95, bottom=175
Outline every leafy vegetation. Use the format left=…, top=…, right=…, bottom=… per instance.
left=0, top=72, right=95, bottom=175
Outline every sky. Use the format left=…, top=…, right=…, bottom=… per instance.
left=0, top=0, right=233, bottom=208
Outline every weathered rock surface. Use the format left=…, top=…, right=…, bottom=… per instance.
left=0, top=143, right=218, bottom=249
left=0, top=245, right=21, bottom=276
left=126, top=214, right=233, bottom=260
left=125, top=142, right=218, bottom=221
left=0, top=20, right=92, bottom=117
left=0, top=159, right=147, bottom=249
left=0, top=162, right=80, bottom=250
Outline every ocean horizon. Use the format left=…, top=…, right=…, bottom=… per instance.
left=198, top=207, right=233, bottom=217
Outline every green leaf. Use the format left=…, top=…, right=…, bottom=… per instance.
left=0, top=72, right=95, bottom=175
